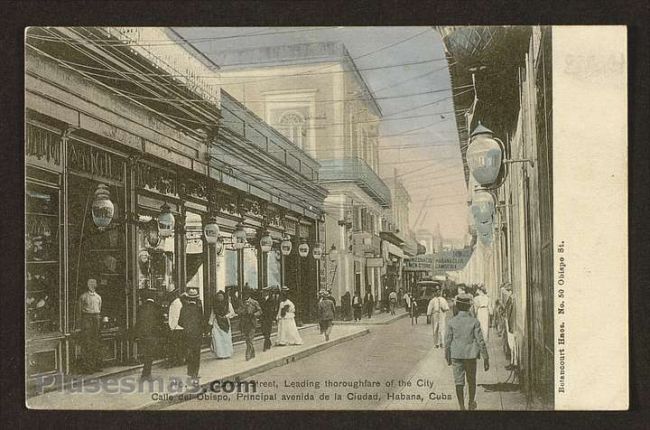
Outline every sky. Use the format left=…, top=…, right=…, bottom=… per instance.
left=174, top=27, right=469, bottom=243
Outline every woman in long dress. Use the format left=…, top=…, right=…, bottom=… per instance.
left=473, top=286, right=492, bottom=342
left=276, top=291, right=303, bottom=346
left=208, top=291, right=236, bottom=358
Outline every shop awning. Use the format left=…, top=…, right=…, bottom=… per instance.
left=386, top=243, right=405, bottom=259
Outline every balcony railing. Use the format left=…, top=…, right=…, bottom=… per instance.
left=318, top=157, right=391, bottom=207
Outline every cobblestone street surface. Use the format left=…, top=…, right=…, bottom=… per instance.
left=168, top=317, right=527, bottom=410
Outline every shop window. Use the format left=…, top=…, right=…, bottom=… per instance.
left=26, top=181, right=61, bottom=336
left=267, top=249, right=282, bottom=289
left=67, top=175, right=126, bottom=333
left=137, top=218, right=176, bottom=295
left=216, top=243, right=238, bottom=292
left=243, top=247, right=258, bottom=291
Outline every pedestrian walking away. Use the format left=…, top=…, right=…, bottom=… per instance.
left=167, top=289, right=186, bottom=366
left=352, top=291, right=363, bottom=321
left=276, top=288, right=303, bottom=345
left=178, top=287, right=205, bottom=380
left=427, top=289, right=450, bottom=348
left=364, top=289, right=374, bottom=319
left=76, top=278, right=103, bottom=373
left=445, top=293, right=490, bottom=411
left=208, top=290, right=236, bottom=359
left=318, top=290, right=336, bottom=341
left=238, top=289, right=262, bottom=360
left=260, top=286, right=278, bottom=351
left=133, top=289, right=164, bottom=379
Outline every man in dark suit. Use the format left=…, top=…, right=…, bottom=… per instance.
left=260, top=287, right=278, bottom=352
left=133, top=289, right=164, bottom=379
left=238, top=288, right=262, bottom=361
left=178, top=287, right=205, bottom=380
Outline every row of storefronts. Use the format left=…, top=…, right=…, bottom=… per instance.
left=25, top=27, right=326, bottom=381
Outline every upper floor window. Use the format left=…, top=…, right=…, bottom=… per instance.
left=278, top=111, right=306, bottom=149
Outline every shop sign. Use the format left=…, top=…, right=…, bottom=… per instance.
left=434, top=247, right=473, bottom=271
left=366, top=257, right=384, bottom=268
left=68, top=140, right=125, bottom=182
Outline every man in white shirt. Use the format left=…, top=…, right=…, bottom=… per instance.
left=427, top=289, right=450, bottom=348
left=167, top=290, right=185, bottom=366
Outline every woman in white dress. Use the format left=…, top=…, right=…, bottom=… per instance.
left=208, top=291, right=237, bottom=358
left=276, top=290, right=303, bottom=346
left=473, top=285, right=492, bottom=341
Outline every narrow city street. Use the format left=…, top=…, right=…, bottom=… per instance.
left=167, top=317, right=527, bottom=410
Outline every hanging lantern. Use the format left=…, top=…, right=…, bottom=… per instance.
left=91, top=184, right=114, bottom=231
left=329, top=244, right=338, bottom=258
left=466, top=122, right=504, bottom=187
left=260, top=231, right=273, bottom=253
left=312, top=242, right=323, bottom=260
left=146, top=221, right=161, bottom=248
left=280, top=235, right=293, bottom=256
left=298, top=241, right=310, bottom=258
left=471, top=190, right=496, bottom=225
left=232, top=222, right=247, bottom=250
left=158, top=202, right=175, bottom=238
left=203, top=215, right=220, bottom=244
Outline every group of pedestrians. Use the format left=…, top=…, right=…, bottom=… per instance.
left=129, top=285, right=304, bottom=381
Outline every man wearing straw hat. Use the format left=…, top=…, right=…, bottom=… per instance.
left=445, top=293, right=489, bottom=411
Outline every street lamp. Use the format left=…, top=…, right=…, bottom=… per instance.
left=260, top=231, right=273, bottom=253
left=157, top=202, right=175, bottom=238
left=298, top=240, right=310, bottom=258
left=280, top=235, right=293, bottom=256
left=467, top=122, right=535, bottom=190
left=471, top=189, right=496, bottom=224
left=203, top=215, right=220, bottom=244
left=466, top=122, right=504, bottom=187
left=91, top=184, right=115, bottom=231
left=232, top=222, right=247, bottom=250
left=328, top=244, right=338, bottom=258
left=312, top=242, right=323, bottom=260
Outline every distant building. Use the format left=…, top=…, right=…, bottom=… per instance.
left=213, top=41, right=391, bottom=304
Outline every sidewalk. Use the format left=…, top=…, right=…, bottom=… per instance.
left=381, top=327, right=528, bottom=410
left=26, top=324, right=369, bottom=410
left=336, top=308, right=408, bottom=325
